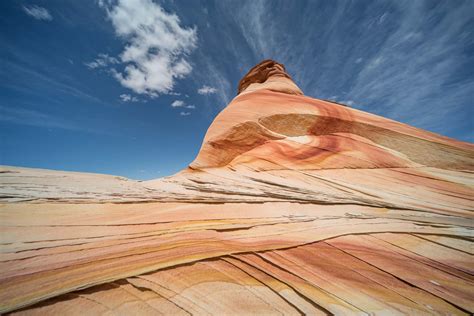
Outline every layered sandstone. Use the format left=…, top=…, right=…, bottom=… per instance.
left=1, top=60, right=473, bottom=315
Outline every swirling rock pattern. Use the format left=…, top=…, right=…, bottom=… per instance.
left=1, top=60, right=473, bottom=315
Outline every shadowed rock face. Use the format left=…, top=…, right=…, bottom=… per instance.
left=1, top=61, right=473, bottom=315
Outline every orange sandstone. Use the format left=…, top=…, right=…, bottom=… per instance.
left=1, top=60, right=473, bottom=315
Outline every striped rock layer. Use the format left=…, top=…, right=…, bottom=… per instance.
left=1, top=60, right=473, bottom=315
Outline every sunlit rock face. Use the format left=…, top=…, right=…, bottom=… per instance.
left=191, top=59, right=472, bottom=171
left=1, top=60, right=473, bottom=315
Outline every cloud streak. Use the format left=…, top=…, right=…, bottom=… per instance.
left=23, top=5, right=52, bottom=21
left=0, top=106, right=102, bottom=133
left=346, top=1, right=474, bottom=139
left=224, top=0, right=473, bottom=141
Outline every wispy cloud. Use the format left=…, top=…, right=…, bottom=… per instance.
left=84, top=53, right=119, bottom=69
left=2, top=59, right=107, bottom=106
left=197, top=85, right=217, bottom=95
left=22, top=5, right=52, bottom=21
left=185, top=104, right=195, bottom=109
left=224, top=0, right=473, bottom=141
left=197, top=58, right=232, bottom=107
left=0, top=105, right=97, bottom=132
left=346, top=1, right=474, bottom=138
left=180, top=111, right=191, bottom=116
left=94, top=0, right=197, bottom=97
left=233, top=1, right=271, bottom=60
left=119, top=94, right=138, bottom=102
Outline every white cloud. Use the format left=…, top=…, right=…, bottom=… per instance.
left=180, top=111, right=191, bottom=116
left=197, top=85, right=217, bottom=95
left=23, top=5, right=52, bottom=21
left=85, top=53, right=119, bottom=69
left=97, top=0, right=197, bottom=97
left=171, top=100, right=184, bottom=107
left=170, top=100, right=195, bottom=109
left=119, top=93, right=139, bottom=102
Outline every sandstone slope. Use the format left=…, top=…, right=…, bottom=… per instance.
left=1, top=60, right=473, bottom=315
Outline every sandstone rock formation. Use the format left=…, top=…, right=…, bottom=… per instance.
left=1, top=60, right=473, bottom=315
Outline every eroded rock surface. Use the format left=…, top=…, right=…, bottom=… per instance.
left=1, top=60, right=473, bottom=315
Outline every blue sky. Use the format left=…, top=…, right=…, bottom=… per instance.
left=1, top=0, right=473, bottom=179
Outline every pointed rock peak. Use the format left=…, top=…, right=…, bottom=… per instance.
left=237, top=59, right=303, bottom=96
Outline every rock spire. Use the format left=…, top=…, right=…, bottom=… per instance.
left=237, top=59, right=303, bottom=95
